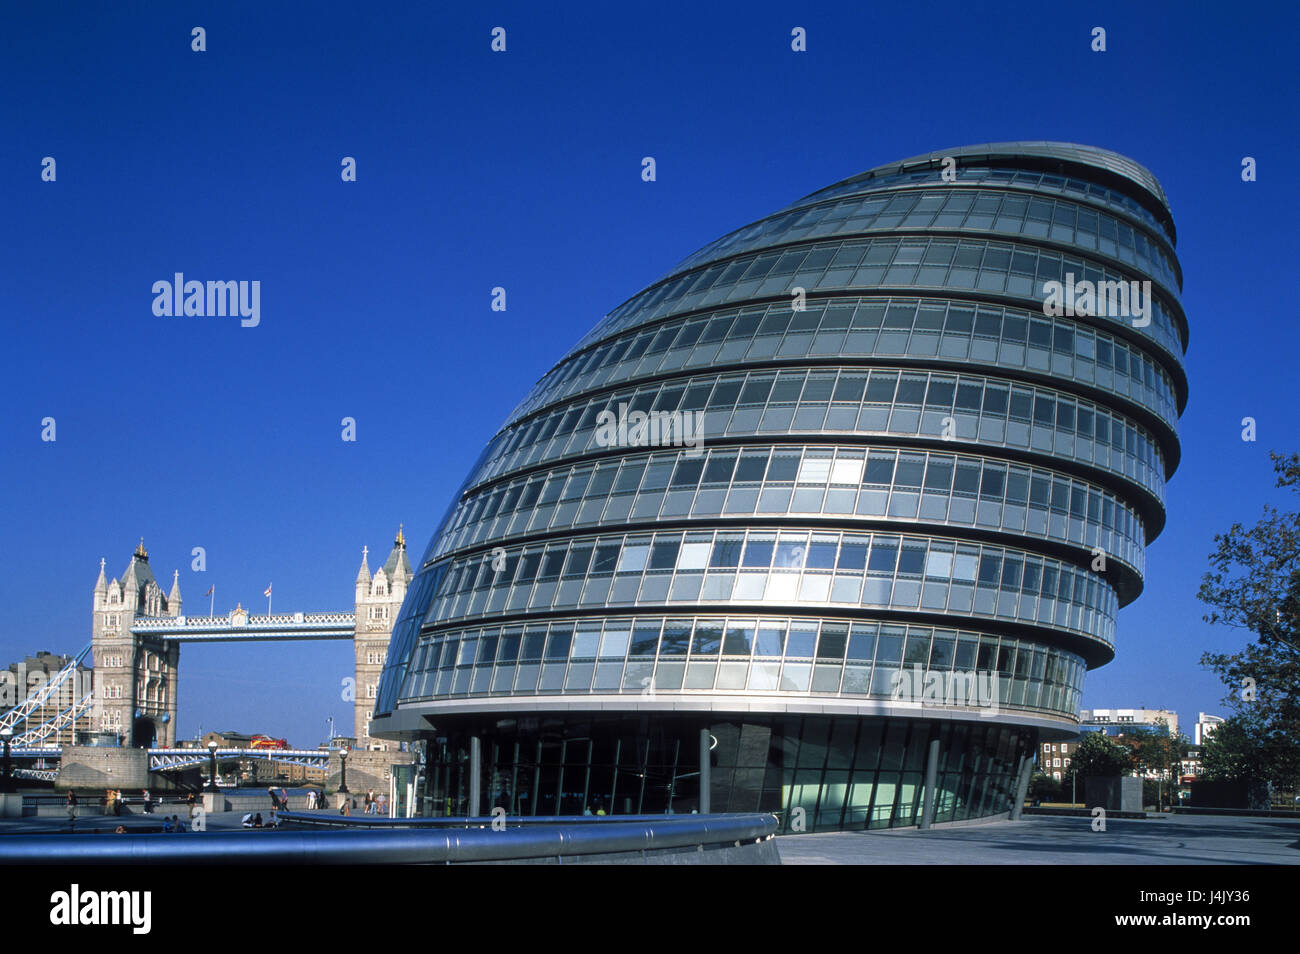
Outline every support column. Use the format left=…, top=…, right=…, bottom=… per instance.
left=919, top=734, right=940, bottom=829
left=1010, top=752, right=1033, bottom=821
left=699, top=728, right=711, bottom=814
left=468, top=735, right=482, bottom=818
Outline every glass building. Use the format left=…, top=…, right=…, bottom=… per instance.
left=370, top=142, right=1187, bottom=831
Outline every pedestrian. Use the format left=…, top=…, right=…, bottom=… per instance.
left=377, top=792, right=387, bottom=816
left=365, top=789, right=375, bottom=814
left=267, top=786, right=279, bottom=811
left=142, top=789, right=152, bottom=814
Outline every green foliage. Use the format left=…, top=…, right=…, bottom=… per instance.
left=1122, top=719, right=1187, bottom=782
left=1197, top=452, right=1300, bottom=791
left=1028, top=773, right=1062, bottom=802
left=1069, top=732, right=1130, bottom=778
left=1199, top=713, right=1300, bottom=785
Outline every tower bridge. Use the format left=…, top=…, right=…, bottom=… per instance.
left=0, top=530, right=417, bottom=795
left=2, top=529, right=413, bottom=761
left=88, top=530, right=412, bottom=751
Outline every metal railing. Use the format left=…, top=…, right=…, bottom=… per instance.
left=149, top=748, right=332, bottom=770
left=0, top=813, right=779, bottom=865
left=277, top=811, right=735, bottom=828
left=131, top=612, right=356, bottom=641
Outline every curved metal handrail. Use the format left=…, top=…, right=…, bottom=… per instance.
left=0, top=813, right=778, bottom=865
left=278, top=811, right=737, bottom=828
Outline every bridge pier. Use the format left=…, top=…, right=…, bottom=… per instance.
left=56, top=745, right=150, bottom=791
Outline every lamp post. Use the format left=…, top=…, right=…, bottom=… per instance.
left=0, top=727, right=12, bottom=795
left=338, top=745, right=350, bottom=795
left=206, top=740, right=219, bottom=792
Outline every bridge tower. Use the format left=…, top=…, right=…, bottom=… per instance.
left=90, top=540, right=182, bottom=747
left=354, top=527, right=412, bottom=751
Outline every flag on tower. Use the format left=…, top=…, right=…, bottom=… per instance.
left=264, top=584, right=272, bottom=597
left=204, top=585, right=214, bottom=597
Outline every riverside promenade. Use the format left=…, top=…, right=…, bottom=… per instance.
left=776, top=814, right=1300, bottom=865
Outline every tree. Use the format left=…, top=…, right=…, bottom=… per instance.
left=1027, top=772, right=1062, bottom=803
left=1121, top=720, right=1188, bottom=809
left=1197, top=451, right=1300, bottom=791
left=1200, top=712, right=1298, bottom=786
left=1067, top=732, right=1130, bottom=778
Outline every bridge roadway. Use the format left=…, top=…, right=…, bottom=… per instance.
left=130, top=611, right=355, bottom=642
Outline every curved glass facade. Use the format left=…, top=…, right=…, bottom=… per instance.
left=372, top=142, right=1187, bottom=832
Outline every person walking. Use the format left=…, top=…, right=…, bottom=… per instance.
left=267, top=786, right=279, bottom=811
left=142, top=789, right=152, bottom=814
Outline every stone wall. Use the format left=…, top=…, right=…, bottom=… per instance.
left=57, top=745, right=151, bottom=791
left=326, top=749, right=412, bottom=799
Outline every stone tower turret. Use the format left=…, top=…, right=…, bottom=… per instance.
left=90, top=539, right=182, bottom=748
left=353, top=527, right=412, bottom=750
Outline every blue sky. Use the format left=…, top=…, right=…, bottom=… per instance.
left=1, top=2, right=1296, bottom=746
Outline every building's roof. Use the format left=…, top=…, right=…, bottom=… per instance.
left=120, top=548, right=157, bottom=593
left=556, top=141, right=1179, bottom=371
left=382, top=527, right=413, bottom=582
left=799, top=140, right=1172, bottom=216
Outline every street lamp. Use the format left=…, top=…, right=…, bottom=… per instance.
left=205, top=739, right=219, bottom=792
left=338, top=745, right=350, bottom=795
left=0, top=727, right=12, bottom=795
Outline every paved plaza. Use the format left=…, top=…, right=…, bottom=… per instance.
left=776, top=814, right=1300, bottom=865
left=3, top=810, right=1296, bottom=865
